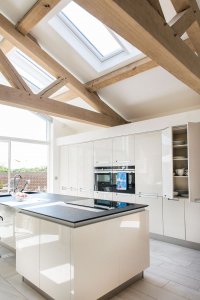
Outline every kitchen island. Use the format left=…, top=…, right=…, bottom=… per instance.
left=0, top=193, right=149, bottom=300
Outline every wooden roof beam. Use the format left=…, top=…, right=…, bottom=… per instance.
left=86, top=57, right=158, bottom=91
left=51, top=89, right=78, bottom=102
left=16, top=0, right=61, bottom=35
left=0, top=49, right=32, bottom=92
left=169, top=7, right=196, bottom=37
left=171, top=0, right=200, bottom=56
left=75, top=0, right=200, bottom=95
left=0, top=14, right=126, bottom=125
left=0, top=84, right=122, bottom=127
left=38, top=77, right=68, bottom=97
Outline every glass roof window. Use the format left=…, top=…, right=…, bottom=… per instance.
left=59, top=1, right=124, bottom=62
left=7, top=49, right=56, bottom=93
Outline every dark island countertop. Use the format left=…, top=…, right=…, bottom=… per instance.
left=0, top=192, right=148, bottom=228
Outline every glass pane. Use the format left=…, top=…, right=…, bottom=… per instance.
left=10, top=142, right=48, bottom=192
left=0, top=104, right=47, bottom=141
left=0, top=141, right=9, bottom=195
left=7, top=49, right=55, bottom=92
left=62, top=1, right=122, bottom=57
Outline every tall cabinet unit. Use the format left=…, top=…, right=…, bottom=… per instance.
left=112, top=135, right=134, bottom=166
left=135, top=131, right=163, bottom=235
left=77, top=142, right=94, bottom=198
left=162, top=123, right=200, bottom=241
left=94, top=139, right=112, bottom=167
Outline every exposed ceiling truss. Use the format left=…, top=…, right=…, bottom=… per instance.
left=0, top=0, right=200, bottom=126
left=74, top=0, right=200, bottom=95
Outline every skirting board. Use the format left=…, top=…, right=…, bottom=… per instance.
left=23, top=272, right=143, bottom=300
left=150, top=233, right=200, bottom=250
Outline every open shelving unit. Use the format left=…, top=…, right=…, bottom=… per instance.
left=172, top=126, right=189, bottom=198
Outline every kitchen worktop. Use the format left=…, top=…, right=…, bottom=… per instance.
left=0, top=192, right=147, bottom=227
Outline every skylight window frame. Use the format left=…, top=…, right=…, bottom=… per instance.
left=58, top=10, right=126, bottom=63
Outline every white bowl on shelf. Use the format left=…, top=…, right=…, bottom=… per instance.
left=173, top=140, right=185, bottom=145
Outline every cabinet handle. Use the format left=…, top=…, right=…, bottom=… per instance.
left=168, top=198, right=179, bottom=201
left=0, top=216, right=3, bottom=221
left=194, top=199, right=200, bottom=203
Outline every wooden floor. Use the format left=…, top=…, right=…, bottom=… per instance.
left=0, top=239, right=200, bottom=299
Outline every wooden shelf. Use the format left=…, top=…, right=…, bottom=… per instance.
left=173, top=176, right=188, bottom=178
left=173, top=144, right=187, bottom=148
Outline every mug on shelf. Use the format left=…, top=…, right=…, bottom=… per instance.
left=175, top=168, right=184, bottom=176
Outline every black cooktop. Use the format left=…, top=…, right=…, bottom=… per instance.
left=66, top=198, right=131, bottom=210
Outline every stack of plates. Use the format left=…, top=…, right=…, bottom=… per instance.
left=173, top=140, right=185, bottom=145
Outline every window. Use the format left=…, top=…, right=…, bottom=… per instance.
left=59, top=1, right=124, bottom=62
left=7, top=49, right=55, bottom=92
left=0, top=105, right=48, bottom=141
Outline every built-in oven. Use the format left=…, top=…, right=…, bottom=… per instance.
left=112, top=166, right=135, bottom=194
left=94, top=167, right=113, bottom=192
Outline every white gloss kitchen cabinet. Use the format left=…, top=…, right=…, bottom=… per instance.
left=59, top=142, right=94, bottom=198
left=94, top=138, right=112, bottom=166
left=16, top=210, right=149, bottom=300
left=185, top=199, right=200, bottom=243
left=112, top=135, right=134, bottom=166
left=0, top=204, right=16, bottom=249
left=136, top=195, right=163, bottom=235
left=16, top=214, right=71, bottom=299
left=77, top=142, right=94, bottom=198
left=135, top=131, right=162, bottom=196
left=135, top=131, right=163, bottom=234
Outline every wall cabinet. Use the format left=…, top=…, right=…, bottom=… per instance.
left=163, top=197, right=185, bottom=240
left=135, top=131, right=162, bottom=196
left=68, top=144, right=78, bottom=196
left=94, top=139, right=112, bottom=166
left=0, top=204, right=15, bottom=249
left=112, top=135, right=134, bottom=166
left=136, top=195, right=163, bottom=235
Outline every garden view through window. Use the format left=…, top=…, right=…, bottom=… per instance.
left=0, top=105, right=49, bottom=195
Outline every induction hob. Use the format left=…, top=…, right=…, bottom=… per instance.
left=66, top=198, right=132, bottom=210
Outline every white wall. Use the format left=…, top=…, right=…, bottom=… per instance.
left=57, top=108, right=200, bottom=146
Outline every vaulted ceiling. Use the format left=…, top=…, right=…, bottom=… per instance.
left=0, top=0, right=200, bottom=131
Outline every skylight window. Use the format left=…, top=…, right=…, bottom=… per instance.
left=60, top=1, right=124, bottom=61
left=7, top=49, right=55, bottom=93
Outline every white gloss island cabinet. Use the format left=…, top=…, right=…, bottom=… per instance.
left=135, top=131, right=163, bottom=235
left=0, top=204, right=16, bottom=249
left=16, top=210, right=149, bottom=300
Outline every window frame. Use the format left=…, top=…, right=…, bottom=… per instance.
left=58, top=9, right=126, bottom=62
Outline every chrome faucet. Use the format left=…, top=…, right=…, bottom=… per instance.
left=13, top=174, right=22, bottom=193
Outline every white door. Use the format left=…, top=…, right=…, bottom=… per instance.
left=185, top=199, right=200, bottom=243
left=187, top=122, right=200, bottom=202
left=59, top=146, right=69, bottom=195
left=162, top=127, right=173, bottom=199
left=163, top=197, right=185, bottom=239
left=15, top=214, right=40, bottom=287
left=135, top=131, right=162, bottom=196
left=40, top=219, right=71, bottom=300
left=136, top=195, right=163, bottom=235
left=68, top=144, right=78, bottom=196
left=94, top=139, right=112, bottom=166
left=112, top=135, right=134, bottom=166
left=77, top=142, right=94, bottom=198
